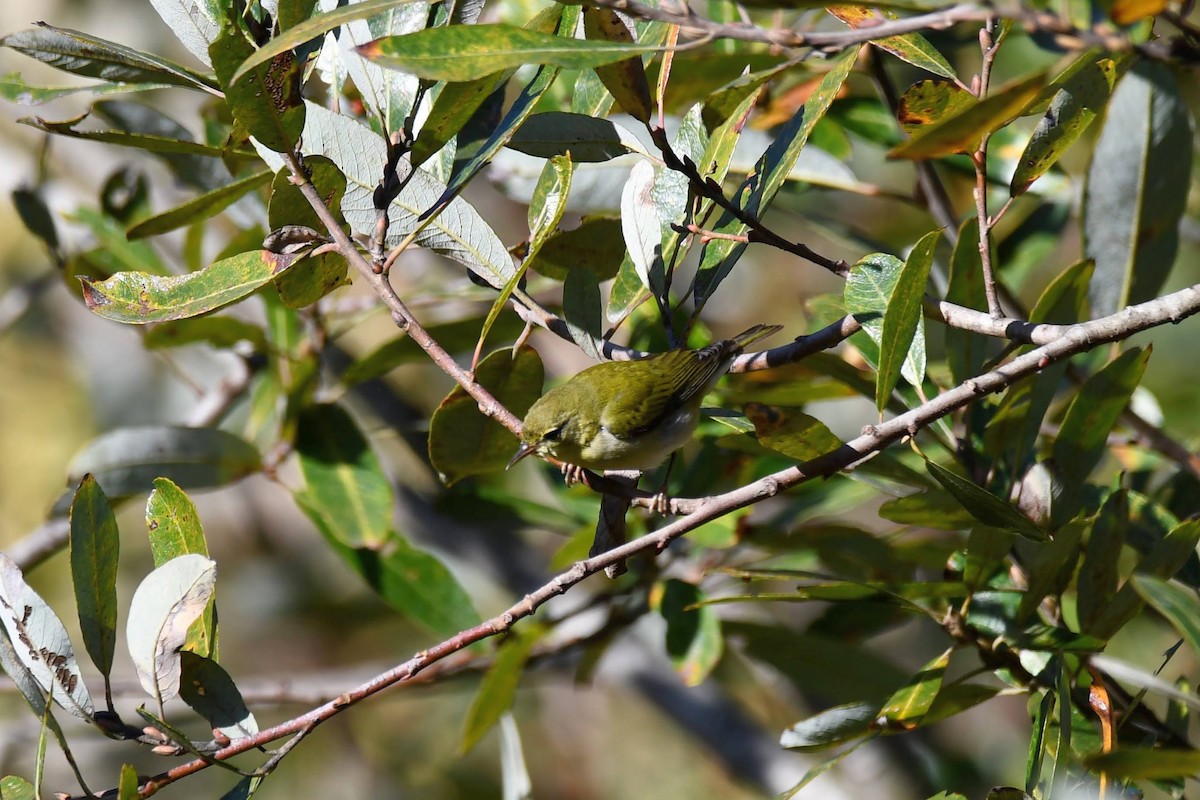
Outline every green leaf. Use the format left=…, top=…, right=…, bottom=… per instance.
left=178, top=652, right=258, bottom=739
left=876, top=648, right=950, bottom=729
left=1132, top=576, right=1200, bottom=662
left=146, top=478, right=215, bottom=659
left=335, top=535, right=481, bottom=639
left=889, top=72, right=1045, bottom=159
left=143, top=316, right=269, bottom=351
left=147, top=0, right=220, bottom=67
left=68, top=475, right=120, bottom=686
left=1083, top=746, right=1200, bottom=780
left=126, top=554, right=217, bottom=703
left=19, top=112, right=256, bottom=159
left=344, top=314, right=526, bottom=385
left=983, top=260, right=1092, bottom=471
left=423, top=8, right=575, bottom=228
left=827, top=7, right=955, bottom=79
left=605, top=254, right=649, bottom=323
left=877, top=230, right=937, bottom=408
left=117, top=766, right=139, bottom=800
left=745, top=403, right=844, bottom=462
left=694, top=47, right=856, bottom=307
left=896, top=79, right=974, bottom=135
left=428, top=347, right=544, bottom=485
left=844, top=253, right=924, bottom=387
left=232, top=0, right=430, bottom=82
left=1077, top=490, right=1127, bottom=634
left=0, top=555, right=95, bottom=718
left=583, top=7, right=653, bottom=123
left=531, top=216, right=625, bottom=281
left=357, top=23, right=663, bottom=82
left=562, top=267, right=603, bottom=360
left=1011, top=56, right=1120, bottom=196
left=267, top=158, right=350, bottom=308
left=945, top=217, right=989, bottom=385
left=209, top=11, right=305, bottom=153
left=780, top=701, right=877, bottom=750
left=294, top=403, right=393, bottom=549
left=879, top=490, right=977, bottom=530
left=654, top=580, right=723, bottom=687
left=1, top=776, right=38, bottom=800
left=127, top=170, right=272, bottom=239
left=1016, top=518, right=1086, bottom=623
left=1089, top=519, right=1200, bottom=639
left=256, top=102, right=515, bottom=289
left=1051, top=347, right=1150, bottom=524
left=0, top=71, right=170, bottom=104
left=477, top=155, right=572, bottom=360
left=925, top=460, right=1047, bottom=541
left=507, top=112, right=649, bottom=162
left=410, top=70, right=513, bottom=167
left=461, top=630, right=539, bottom=753
left=67, top=426, right=262, bottom=498
left=218, top=775, right=266, bottom=800
left=1083, top=61, right=1192, bottom=317
left=80, top=249, right=305, bottom=323
left=0, top=23, right=217, bottom=91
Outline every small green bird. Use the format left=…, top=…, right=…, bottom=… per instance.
left=508, top=324, right=783, bottom=473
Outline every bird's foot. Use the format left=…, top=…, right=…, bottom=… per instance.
left=560, top=462, right=587, bottom=486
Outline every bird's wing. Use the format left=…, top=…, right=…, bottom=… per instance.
left=601, top=348, right=728, bottom=438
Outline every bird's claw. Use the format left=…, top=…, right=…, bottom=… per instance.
left=560, top=463, right=587, bottom=486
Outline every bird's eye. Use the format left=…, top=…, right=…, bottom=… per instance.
left=543, top=425, right=564, bottom=442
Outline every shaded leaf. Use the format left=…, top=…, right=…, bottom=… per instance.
left=20, top=111, right=256, bottom=160
left=343, top=314, right=526, bottom=385
left=335, top=536, right=481, bottom=639
left=653, top=579, right=723, bottom=687
left=926, top=460, right=1047, bottom=541
left=461, top=630, right=539, bottom=753
left=780, top=701, right=877, bottom=750
left=507, top=112, right=649, bottom=162
left=143, top=317, right=269, bottom=351
left=67, top=426, right=261, bottom=498
left=410, top=70, right=513, bottom=168
left=178, top=652, right=258, bottom=739
left=0, top=71, right=170, bottom=105
left=1083, top=61, right=1192, bottom=317
left=745, top=403, right=843, bottom=461
left=0, top=23, right=216, bottom=91
left=1083, top=746, right=1200, bottom=780
left=80, top=249, right=304, bottom=324
left=879, top=490, right=977, bottom=530
left=532, top=216, right=625, bottom=281
left=428, top=347, right=544, bottom=485
left=127, top=170, right=272, bottom=239
left=1051, top=347, right=1149, bottom=524
left=1077, top=490, right=1127, bottom=634
left=945, top=217, right=989, bottom=385
left=1132, top=576, right=1200, bottom=662
left=357, top=23, right=662, bottom=82
left=209, top=11, right=306, bottom=154
left=294, top=403, right=393, bottom=549
left=267, top=157, right=350, bottom=308
left=890, top=72, right=1045, bottom=159
left=0, top=555, right=95, bottom=718
left=68, top=475, right=120, bottom=685
left=126, top=554, right=217, bottom=703
left=583, top=7, right=653, bottom=123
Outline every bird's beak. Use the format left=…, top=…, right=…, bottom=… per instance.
left=507, top=442, right=536, bottom=469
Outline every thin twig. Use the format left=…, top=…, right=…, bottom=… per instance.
left=972, top=16, right=1004, bottom=317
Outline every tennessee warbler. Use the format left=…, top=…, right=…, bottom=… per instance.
left=508, top=324, right=782, bottom=472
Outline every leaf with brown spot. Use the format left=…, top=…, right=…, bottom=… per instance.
left=897, top=80, right=974, bottom=134
left=80, top=249, right=303, bottom=323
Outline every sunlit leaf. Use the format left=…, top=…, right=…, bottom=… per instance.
left=127, top=170, right=272, bottom=239
left=877, top=230, right=937, bottom=408
left=178, top=652, right=258, bottom=739
left=780, top=701, right=877, bottom=750
left=145, top=478, right=215, bottom=658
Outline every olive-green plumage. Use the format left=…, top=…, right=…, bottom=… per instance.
left=510, top=324, right=782, bottom=471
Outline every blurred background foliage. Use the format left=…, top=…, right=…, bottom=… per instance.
left=1, top=0, right=1200, bottom=799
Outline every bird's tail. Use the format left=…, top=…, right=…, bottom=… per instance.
left=727, top=323, right=784, bottom=353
